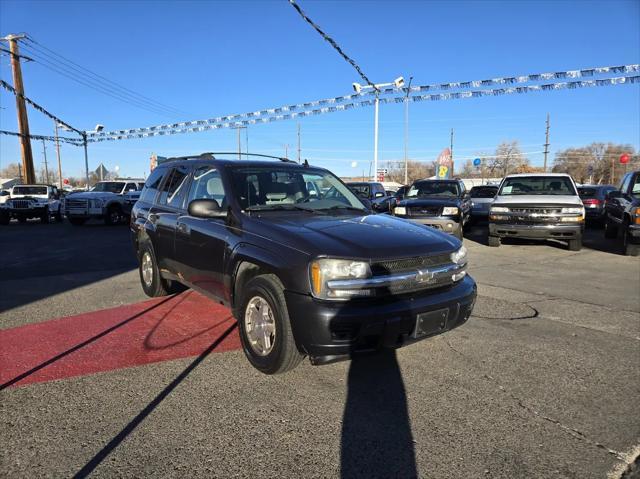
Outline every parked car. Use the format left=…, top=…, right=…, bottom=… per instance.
left=578, top=185, right=616, bottom=226
left=345, top=181, right=392, bottom=213
left=488, top=173, right=584, bottom=250
left=392, top=179, right=471, bottom=240
left=0, top=184, right=63, bottom=225
left=65, top=179, right=143, bottom=226
left=131, top=153, right=476, bottom=374
left=469, top=185, right=498, bottom=223
left=603, top=171, right=640, bottom=256
left=393, top=185, right=409, bottom=201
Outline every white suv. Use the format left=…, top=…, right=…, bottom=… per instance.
left=65, top=180, right=144, bottom=226
left=0, top=184, right=63, bottom=225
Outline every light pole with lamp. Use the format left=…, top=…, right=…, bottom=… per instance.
left=352, top=76, right=405, bottom=182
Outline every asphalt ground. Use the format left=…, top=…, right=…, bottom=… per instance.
left=0, top=218, right=638, bottom=478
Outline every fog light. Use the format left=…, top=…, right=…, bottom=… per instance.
left=452, top=271, right=466, bottom=282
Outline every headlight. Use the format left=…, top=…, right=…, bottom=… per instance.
left=491, top=206, right=509, bottom=213
left=394, top=206, right=406, bottom=216
left=442, top=206, right=459, bottom=215
left=310, top=259, right=371, bottom=300
left=561, top=207, right=584, bottom=214
left=450, top=246, right=467, bottom=265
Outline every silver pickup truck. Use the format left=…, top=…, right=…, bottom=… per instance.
left=65, top=179, right=143, bottom=226
left=488, top=173, right=585, bottom=251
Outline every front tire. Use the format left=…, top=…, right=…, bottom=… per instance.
left=0, top=211, right=9, bottom=225
left=567, top=238, right=582, bottom=251
left=237, top=275, right=303, bottom=374
left=138, top=241, right=171, bottom=297
left=105, top=205, right=122, bottom=225
left=40, top=207, right=50, bottom=224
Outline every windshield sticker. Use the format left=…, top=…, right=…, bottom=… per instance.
left=502, top=186, right=513, bottom=194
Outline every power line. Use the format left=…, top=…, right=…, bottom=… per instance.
left=19, top=43, right=183, bottom=119
left=0, top=129, right=83, bottom=145
left=24, top=36, right=188, bottom=117
left=287, top=0, right=377, bottom=90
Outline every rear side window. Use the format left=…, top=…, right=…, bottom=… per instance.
left=159, top=165, right=190, bottom=208
left=140, top=168, right=167, bottom=204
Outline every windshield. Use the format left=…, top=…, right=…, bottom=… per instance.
left=91, top=182, right=126, bottom=193
left=230, top=167, right=366, bottom=212
left=407, top=181, right=459, bottom=198
left=633, top=175, right=640, bottom=197
left=499, top=176, right=577, bottom=196
left=470, top=186, right=497, bottom=199
left=12, top=186, right=47, bottom=196
left=346, top=183, right=370, bottom=196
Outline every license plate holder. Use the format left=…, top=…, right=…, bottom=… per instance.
left=412, top=308, right=450, bottom=339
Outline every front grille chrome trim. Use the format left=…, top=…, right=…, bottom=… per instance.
left=327, top=263, right=465, bottom=290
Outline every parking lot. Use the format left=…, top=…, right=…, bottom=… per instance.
left=1, top=220, right=638, bottom=478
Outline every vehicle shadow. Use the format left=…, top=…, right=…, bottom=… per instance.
left=341, top=349, right=417, bottom=479
left=0, top=221, right=138, bottom=314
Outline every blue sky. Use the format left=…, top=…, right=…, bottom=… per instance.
left=1, top=0, right=639, bottom=180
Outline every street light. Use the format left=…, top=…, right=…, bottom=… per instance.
left=352, top=76, right=405, bottom=182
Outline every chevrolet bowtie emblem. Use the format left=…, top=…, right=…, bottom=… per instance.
left=415, top=269, right=436, bottom=284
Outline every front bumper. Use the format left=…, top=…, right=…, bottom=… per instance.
left=6, top=206, right=46, bottom=216
left=489, top=222, right=583, bottom=240
left=285, top=275, right=476, bottom=364
left=398, top=215, right=462, bottom=236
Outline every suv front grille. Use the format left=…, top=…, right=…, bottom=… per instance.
left=408, top=206, right=441, bottom=217
left=66, top=199, right=88, bottom=209
left=11, top=200, right=31, bottom=209
left=371, top=253, right=451, bottom=275
left=509, top=207, right=563, bottom=215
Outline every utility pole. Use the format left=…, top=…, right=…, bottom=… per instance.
left=450, top=128, right=454, bottom=177
left=297, top=123, right=301, bottom=164
left=54, top=121, right=63, bottom=189
left=543, top=113, right=550, bottom=172
left=41, top=139, right=50, bottom=184
left=373, top=92, right=379, bottom=181
left=82, top=133, right=90, bottom=189
left=404, top=76, right=413, bottom=185
left=4, top=34, right=35, bottom=184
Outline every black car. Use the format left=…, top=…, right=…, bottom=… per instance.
left=346, top=181, right=393, bottom=213
left=578, top=184, right=616, bottom=225
left=604, top=171, right=640, bottom=256
left=131, top=154, right=476, bottom=374
left=392, top=179, right=471, bottom=240
left=468, top=185, right=498, bottom=223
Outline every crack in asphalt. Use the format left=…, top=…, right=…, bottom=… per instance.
left=443, top=338, right=626, bottom=462
left=471, top=304, right=539, bottom=321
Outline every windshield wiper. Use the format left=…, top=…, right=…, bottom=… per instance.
left=245, top=204, right=323, bottom=213
left=318, top=205, right=367, bottom=213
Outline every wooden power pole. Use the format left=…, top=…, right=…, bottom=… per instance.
left=5, top=34, right=35, bottom=184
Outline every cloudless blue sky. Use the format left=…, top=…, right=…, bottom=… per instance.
left=1, top=0, right=639, bottom=179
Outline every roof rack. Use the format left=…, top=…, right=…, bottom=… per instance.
left=164, top=152, right=298, bottom=164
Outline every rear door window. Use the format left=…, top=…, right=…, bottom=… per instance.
left=158, top=165, right=190, bottom=208
left=140, top=168, right=167, bottom=204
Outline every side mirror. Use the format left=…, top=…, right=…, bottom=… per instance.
left=188, top=199, right=226, bottom=218
left=375, top=192, right=385, bottom=198
left=606, top=190, right=622, bottom=200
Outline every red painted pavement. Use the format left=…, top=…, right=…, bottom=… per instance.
left=0, top=290, right=241, bottom=389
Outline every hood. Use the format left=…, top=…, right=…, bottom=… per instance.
left=493, top=195, right=582, bottom=207
left=399, top=197, right=460, bottom=207
left=252, top=212, right=459, bottom=259
left=68, top=191, right=120, bottom=200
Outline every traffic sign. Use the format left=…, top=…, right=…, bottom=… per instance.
left=620, top=153, right=630, bottom=164
left=473, top=158, right=481, bottom=167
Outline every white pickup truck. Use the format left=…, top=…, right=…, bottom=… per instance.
left=488, top=173, right=585, bottom=251
left=65, top=179, right=144, bottom=226
left=0, top=184, right=63, bottom=225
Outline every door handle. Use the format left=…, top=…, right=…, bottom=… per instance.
left=177, top=222, right=190, bottom=235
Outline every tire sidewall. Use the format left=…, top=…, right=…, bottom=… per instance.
left=138, top=241, right=163, bottom=297
left=238, top=277, right=288, bottom=374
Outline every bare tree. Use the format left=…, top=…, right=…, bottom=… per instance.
left=487, top=141, right=530, bottom=176
left=553, top=143, right=637, bottom=185
left=0, top=163, right=22, bottom=179
left=384, top=160, right=434, bottom=185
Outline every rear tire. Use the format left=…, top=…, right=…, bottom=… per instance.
left=567, top=238, right=582, bottom=251
left=488, top=235, right=500, bottom=247
left=604, top=217, right=618, bottom=238
left=237, top=275, right=304, bottom=375
left=68, top=217, right=86, bottom=226
left=138, top=241, right=171, bottom=297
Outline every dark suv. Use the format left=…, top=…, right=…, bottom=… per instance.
left=131, top=154, right=476, bottom=374
left=392, top=179, right=471, bottom=240
left=604, top=171, right=640, bottom=256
